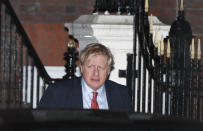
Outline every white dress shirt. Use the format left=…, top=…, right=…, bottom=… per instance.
left=81, top=78, right=109, bottom=110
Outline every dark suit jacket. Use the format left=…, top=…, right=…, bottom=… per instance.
left=38, top=77, right=132, bottom=111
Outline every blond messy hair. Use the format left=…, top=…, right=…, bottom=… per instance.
left=79, top=43, right=114, bottom=71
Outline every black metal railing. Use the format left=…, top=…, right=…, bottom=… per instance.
left=124, top=0, right=202, bottom=120
left=93, top=0, right=136, bottom=14
left=0, top=0, right=54, bottom=109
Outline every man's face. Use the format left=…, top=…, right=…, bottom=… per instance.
left=80, top=54, right=110, bottom=90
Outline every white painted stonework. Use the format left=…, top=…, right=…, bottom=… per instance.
left=62, top=15, right=170, bottom=86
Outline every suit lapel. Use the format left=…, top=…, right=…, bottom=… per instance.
left=70, top=77, right=83, bottom=109
left=105, top=81, right=117, bottom=110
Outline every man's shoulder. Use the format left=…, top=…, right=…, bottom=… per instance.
left=49, top=77, right=81, bottom=90
left=105, top=79, right=126, bottom=89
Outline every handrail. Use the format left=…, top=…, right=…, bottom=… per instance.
left=2, top=0, right=53, bottom=84
left=130, top=0, right=202, bottom=120
left=0, top=0, right=56, bottom=108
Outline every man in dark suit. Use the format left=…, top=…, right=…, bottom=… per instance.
left=38, top=43, right=132, bottom=111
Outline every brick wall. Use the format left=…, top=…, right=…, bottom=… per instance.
left=10, top=0, right=203, bottom=66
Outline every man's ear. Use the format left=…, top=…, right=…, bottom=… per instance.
left=80, top=65, right=83, bottom=73
left=107, top=68, right=111, bottom=75
left=106, top=69, right=111, bottom=80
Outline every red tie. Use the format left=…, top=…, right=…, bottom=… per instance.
left=91, top=92, right=99, bottom=109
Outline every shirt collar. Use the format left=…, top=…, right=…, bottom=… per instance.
left=81, top=77, right=105, bottom=96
